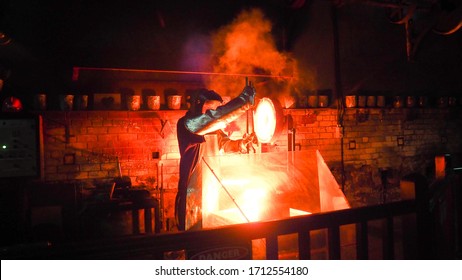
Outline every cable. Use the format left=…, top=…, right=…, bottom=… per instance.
left=202, top=157, right=250, bottom=223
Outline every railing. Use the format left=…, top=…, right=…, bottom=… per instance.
left=2, top=170, right=460, bottom=260
left=1, top=199, right=418, bottom=260
left=426, top=168, right=462, bottom=259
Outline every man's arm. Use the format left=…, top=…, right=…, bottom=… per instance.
left=185, top=85, right=256, bottom=135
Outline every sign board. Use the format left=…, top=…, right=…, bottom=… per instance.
left=0, top=115, right=41, bottom=178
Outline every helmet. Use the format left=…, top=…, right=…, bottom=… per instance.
left=186, top=89, right=222, bottom=116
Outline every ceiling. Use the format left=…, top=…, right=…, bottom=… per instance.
left=0, top=0, right=461, bottom=97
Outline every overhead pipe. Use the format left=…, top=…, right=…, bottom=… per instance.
left=72, top=66, right=295, bottom=81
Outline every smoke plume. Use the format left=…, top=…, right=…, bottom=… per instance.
left=205, top=8, right=311, bottom=104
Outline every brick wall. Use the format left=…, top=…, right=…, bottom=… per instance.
left=39, top=106, right=462, bottom=217
left=288, top=107, right=462, bottom=206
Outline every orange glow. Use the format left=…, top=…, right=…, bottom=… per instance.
left=221, top=178, right=250, bottom=186
left=254, top=98, right=277, bottom=143
left=198, top=151, right=351, bottom=260
left=281, top=95, right=296, bottom=109
left=206, top=8, right=301, bottom=99
left=217, top=178, right=267, bottom=222
left=201, top=150, right=350, bottom=230
left=240, top=188, right=267, bottom=222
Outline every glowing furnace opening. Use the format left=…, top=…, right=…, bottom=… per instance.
left=184, top=149, right=349, bottom=229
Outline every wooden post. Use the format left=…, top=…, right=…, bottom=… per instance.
left=355, top=221, right=368, bottom=260
left=328, top=226, right=341, bottom=259
left=266, top=234, right=278, bottom=260
left=298, top=230, right=311, bottom=260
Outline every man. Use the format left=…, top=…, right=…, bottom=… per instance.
left=175, top=85, right=256, bottom=230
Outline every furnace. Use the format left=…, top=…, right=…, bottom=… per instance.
left=182, top=97, right=349, bottom=230
left=182, top=146, right=351, bottom=259
left=192, top=149, right=350, bottom=229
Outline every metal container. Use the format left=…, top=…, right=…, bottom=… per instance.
left=345, top=95, right=356, bottom=108
left=307, top=95, right=318, bottom=108
left=76, top=95, right=88, bottom=110
left=437, top=97, right=448, bottom=108
left=35, top=93, right=47, bottom=110
left=60, top=94, right=74, bottom=111
left=297, top=95, right=308, bottom=108
left=406, top=96, right=415, bottom=108
left=318, top=95, right=329, bottom=107
left=376, top=96, right=385, bottom=107
left=418, top=96, right=428, bottom=107
left=366, top=96, right=376, bottom=107
left=127, top=95, right=141, bottom=111
left=167, top=95, right=182, bottom=110
left=357, top=96, right=367, bottom=107
left=393, top=96, right=403, bottom=108
left=147, top=95, right=161, bottom=110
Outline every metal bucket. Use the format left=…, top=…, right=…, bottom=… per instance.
left=377, top=96, right=386, bottom=107
left=357, top=96, right=367, bottom=107
left=345, top=95, right=356, bottom=108
left=318, top=95, right=329, bottom=107
left=127, top=95, right=141, bottom=111
left=307, top=95, right=318, bottom=108
left=147, top=95, right=161, bottom=110
left=167, top=95, right=182, bottom=110
left=366, top=96, right=376, bottom=107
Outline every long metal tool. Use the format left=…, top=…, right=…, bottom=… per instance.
left=245, top=77, right=256, bottom=153
left=202, top=157, right=250, bottom=223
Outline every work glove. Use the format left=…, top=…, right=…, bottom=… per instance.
left=239, top=132, right=258, bottom=154
left=239, top=85, right=256, bottom=106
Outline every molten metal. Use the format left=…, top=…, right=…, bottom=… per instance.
left=194, top=150, right=350, bottom=230
left=254, top=97, right=283, bottom=144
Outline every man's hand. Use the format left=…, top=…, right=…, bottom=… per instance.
left=239, top=85, right=256, bottom=106
left=239, top=132, right=258, bottom=154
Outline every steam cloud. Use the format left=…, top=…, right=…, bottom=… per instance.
left=205, top=8, right=310, bottom=103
